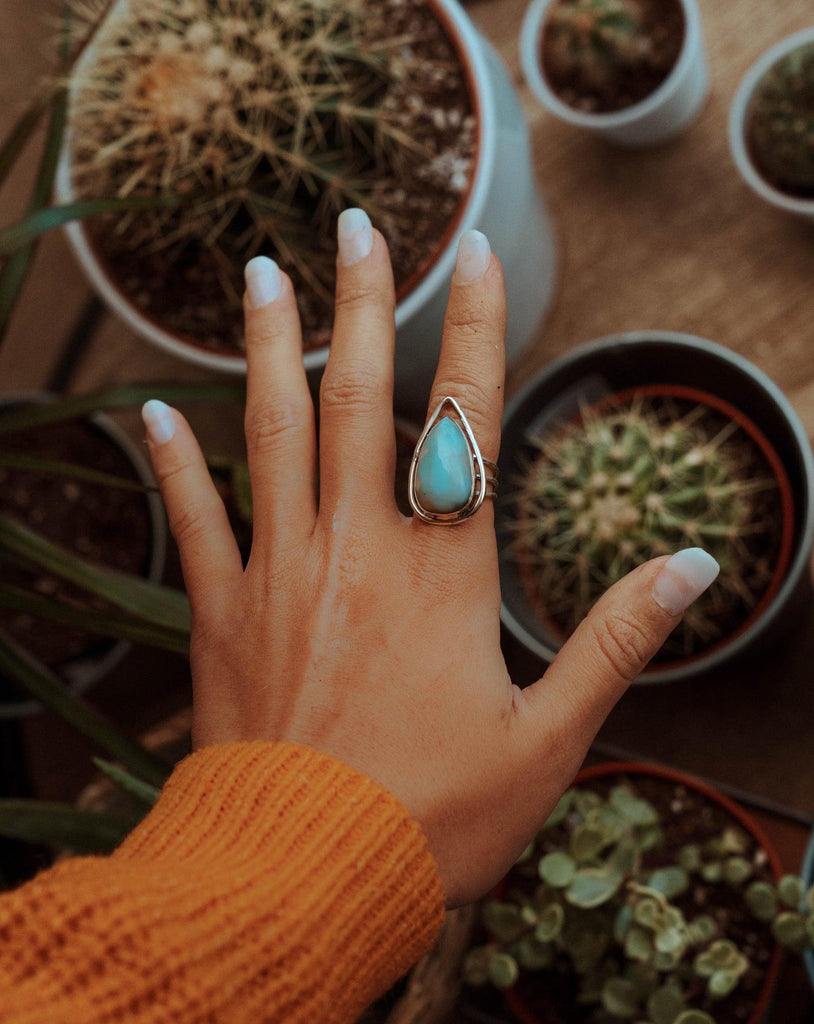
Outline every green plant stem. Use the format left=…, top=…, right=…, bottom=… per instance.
left=0, top=630, right=170, bottom=787
left=0, top=383, right=245, bottom=435
left=0, top=583, right=190, bottom=655
left=0, top=515, right=190, bottom=632
left=0, top=88, right=60, bottom=188
left=0, top=452, right=158, bottom=492
left=0, top=798, right=137, bottom=853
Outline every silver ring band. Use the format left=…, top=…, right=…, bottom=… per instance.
left=407, top=397, right=498, bottom=525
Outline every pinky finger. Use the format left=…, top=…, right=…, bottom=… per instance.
left=142, top=400, right=243, bottom=617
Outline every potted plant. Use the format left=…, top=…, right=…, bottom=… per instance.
left=729, top=28, right=814, bottom=220
left=497, top=332, right=814, bottom=683
left=463, top=761, right=794, bottom=1024
left=519, top=0, right=708, bottom=146
left=4, top=0, right=556, bottom=412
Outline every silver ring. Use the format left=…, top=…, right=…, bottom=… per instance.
left=407, top=396, right=498, bottom=525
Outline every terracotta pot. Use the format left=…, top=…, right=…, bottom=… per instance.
left=519, top=0, right=709, bottom=146
left=497, top=331, right=814, bottom=683
left=56, top=0, right=556, bottom=417
left=501, top=761, right=784, bottom=1024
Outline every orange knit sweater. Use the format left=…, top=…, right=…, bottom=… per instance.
left=0, top=742, right=446, bottom=1023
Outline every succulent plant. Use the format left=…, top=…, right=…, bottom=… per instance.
left=464, top=778, right=811, bottom=1023
left=747, top=42, right=814, bottom=197
left=505, top=390, right=783, bottom=662
left=65, top=0, right=475, bottom=348
left=542, top=0, right=683, bottom=112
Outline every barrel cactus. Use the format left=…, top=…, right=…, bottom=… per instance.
left=747, top=42, right=814, bottom=197
left=505, top=390, right=785, bottom=662
left=542, top=0, right=684, bottom=112
left=65, top=0, right=475, bottom=349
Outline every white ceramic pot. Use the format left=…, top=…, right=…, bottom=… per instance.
left=0, top=394, right=167, bottom=718
left=56, top=0, right=557, bottom=418
left=729, top=26, right=814, bottom=221
left=519, top=0, right=709, bottom=147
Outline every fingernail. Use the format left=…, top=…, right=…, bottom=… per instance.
left=337, top=208, right=373, bottom=265
left=244, top=256, right=280, bottom=308
left=453, top=230, right=491, bottom=285
left=652, top=548, right=720, bottom=616
left=142, top=399, right=176, bottom=445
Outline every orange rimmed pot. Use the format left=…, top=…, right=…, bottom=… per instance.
left=498, top=761, right=785, bottom=1024
left=497, top=332, right=814, bottom=684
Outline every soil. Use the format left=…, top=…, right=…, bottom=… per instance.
left=541, top=0, right=685, bottom=114
left=512, top=392, right=787, bottom=666
left=493, top=773, right=778, bottom=1024
left=76, top=0, right=476, bottom=355
left=0, top=417, right=153, bottom=701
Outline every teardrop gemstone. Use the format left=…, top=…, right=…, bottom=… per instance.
left=415, top=416, right=474, bottom=513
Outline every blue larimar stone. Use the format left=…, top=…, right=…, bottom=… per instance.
left=415, top=416, right=474, bottom=513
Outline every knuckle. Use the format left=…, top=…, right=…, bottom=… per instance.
left=321, top=362, right=386, bottom=415
left=444, top=303, right=492, bottom=342
left=589, top=612, right=653, bottom=683
left=430, top=377, right=494, bottom=432
left=245, top=397, right=303, bottom=455
left=334, top=279, right=393, bottom=317
left=169, top=501, right=210, bottom=549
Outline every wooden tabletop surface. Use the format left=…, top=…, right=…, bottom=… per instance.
left=2, top=0, right=814, bottom=1016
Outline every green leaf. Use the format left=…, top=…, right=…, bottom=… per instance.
left=0, top=798, right=135, bottom=853
left=624, top=924, right=654, bottom=962
left=534, top=902, right=564, bottom=942
left=722, top=856, right=751, bottom=886
left=0, top=582, right=190, bottom=655
left=482, top=901, right=526, bottom=943
left=543, top=791, right=573, bottom=829
left=539, top=850, right=576, bottom=887
left=778, top=874, right=805, bottom=910
left=0, top=516, right=190, bottom=632
left=0, top=383, right=245, bottom=436
left=571, top=824, right=604, bottom=862
left=92, top=758, right=161, bottom=807
left=745, top=880, right=777, bottom=922
left=0, top=88, right=60, bottom=188
left=647, top=983, right=685, bottom=1024
left=708, top=970, right=739, bottom=999
left=772, top=911, right=808, bottom=950
left=601, top=977, right=639, bottom=1019
left=566, top=867, right=622, bottom=908
left=487, top=952, right=519, bottom=990
left=0, top=195, right=180, bottom=258
left=0, top=452, right=157, bottom=493
left=674, top=1013, right=715, bottom=1024
left=0, top=630, right=170, bottom=788
left=648, top=866, right=689, bottom=900
left=516, top=936, right=554, bottom=970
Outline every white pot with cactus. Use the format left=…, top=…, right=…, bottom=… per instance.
left=519, top=0, right=709, bottom=146
left=728, top=27, right=814, bottom=220
left=496, top=332, right=814, bottom=683
left=55, top=0, right=555, bottom=410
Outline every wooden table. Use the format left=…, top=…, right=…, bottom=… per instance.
left=2, top=0, right=814, bottom=1017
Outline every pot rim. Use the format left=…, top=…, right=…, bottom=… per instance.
left=54, top=0, right=497, bottom=374
left=0, top=391, right=167, bottom=718
left=728, top=26, right=814, bottom=217
left=519, top=0, right=701, bottom=129
left=502, top=760, right=784, bottom=1024
left=498, top=331, right=814, bottom=684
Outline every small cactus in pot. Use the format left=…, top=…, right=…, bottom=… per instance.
left=541, top=0, right=685, bottom=113
left=63, top=0, right=476, bottom=352
left=463, top=765, right=814, bottom=1024
left=746, top=41, right=814, bottom=198
left=505, top=387, right=792, bottom=664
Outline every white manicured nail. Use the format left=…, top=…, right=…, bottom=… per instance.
left=453, top=230, right=491, bottom=285
left=652, top=548, right=720, bottom=616
left=338, top=208, right=373, bottom=265
left=142, top=400, right=176, bottom=445
left=244, top=256, right=281, bottom=308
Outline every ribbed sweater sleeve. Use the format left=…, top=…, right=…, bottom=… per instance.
left=0, top=741, right=446, bottom=1024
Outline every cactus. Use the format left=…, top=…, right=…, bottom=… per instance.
left=464, top=778, right=800, bottom=1022
left=542, top=0, right=683, bottom=112
left=747, top=42, right=814, bottom=197
left=505, top=391, right=783, bottom=662
left=66, top=0, right=475, bottom=348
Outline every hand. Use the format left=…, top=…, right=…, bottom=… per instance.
left=141, top=210, right=718, bottom=907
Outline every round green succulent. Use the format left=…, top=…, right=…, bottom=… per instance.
left=507, top=390, right=784, bottom=661
left=747, top=42, right=814, bottom=196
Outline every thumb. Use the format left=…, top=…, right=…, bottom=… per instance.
left=516, top=548, right=720, bottom=762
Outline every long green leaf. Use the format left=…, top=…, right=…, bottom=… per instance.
left=92, top=758, right=161, bottom=807
left=0, top=583, right=190, bottom=655
left=0, top=383, right=245, bottom=435
left=0, top=799, right=137, bottom=853
left=0, top=452, right=157, bottom=492
left=0, top=195, right=180, bottom=257
left=0, top=515, right=190, bottom=632
left=0, top=630, right=170, bottom=787
left=0, top=88, right=60, bottom=188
